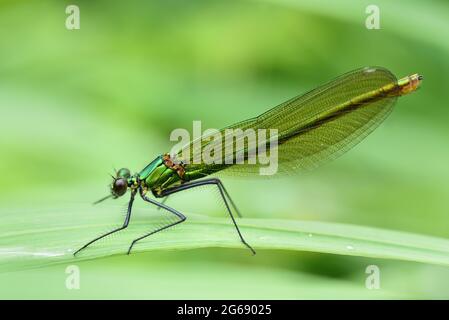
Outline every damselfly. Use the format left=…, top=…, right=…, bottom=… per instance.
left=74, top=66, right=422, bottom=256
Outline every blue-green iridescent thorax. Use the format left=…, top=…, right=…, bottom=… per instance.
left=133, top=155, right=183, bottom=195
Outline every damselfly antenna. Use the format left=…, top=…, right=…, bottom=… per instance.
left=93, top=194, right=113, bottom=205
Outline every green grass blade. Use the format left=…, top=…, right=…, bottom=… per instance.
left=2, top=205, right=449, bottom=272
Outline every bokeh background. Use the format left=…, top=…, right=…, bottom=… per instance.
left=1, top=0, right=449, bottom=298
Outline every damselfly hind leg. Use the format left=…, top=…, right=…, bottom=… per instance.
left=218, top=181, right=243, bottom=218
left=159, top=178, right=255, bottom=255
left=157, top=183, right=242, bottom=217
left=73, top=190, right=137, bottom=256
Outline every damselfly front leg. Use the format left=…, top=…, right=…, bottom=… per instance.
left=74, top=189, right=137, bottom=256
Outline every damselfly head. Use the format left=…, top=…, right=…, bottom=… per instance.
left=110, top=168, right=131, bottom=198
left=93, top=168, right=132, bottom=204
left=111, top=177, right=128, bottom=198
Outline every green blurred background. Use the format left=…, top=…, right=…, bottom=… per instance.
left=1, top=0, right=449, bottom=298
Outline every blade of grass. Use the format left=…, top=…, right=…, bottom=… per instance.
left=0, top=257, right=407, bottom=299
left=1, top=205, right=449, bottom=272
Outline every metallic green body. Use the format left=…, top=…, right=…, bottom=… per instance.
left=137, top=155, right=183, bottom=195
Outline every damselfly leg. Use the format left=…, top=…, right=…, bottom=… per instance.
left=127, top=193, right=186, bottom=254
left=156, top=195, right=169, bottom=210
left=74, top=190, right=137, bottom=256
left=158, top=178, right=255, bottom=255
left=156, top=182, right=242, bottom=218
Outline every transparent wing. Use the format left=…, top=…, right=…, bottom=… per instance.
left=175, top=66, right=397, bottom=177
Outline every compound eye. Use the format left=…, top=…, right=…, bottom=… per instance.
left=112, top=178, right=128, bottom=197
left=117, top=168, right=131, bottom=179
